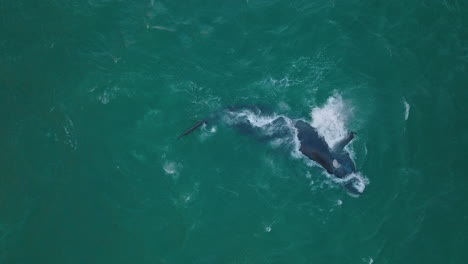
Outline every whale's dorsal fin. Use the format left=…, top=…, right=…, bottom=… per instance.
left=333, top=132, right=356, bottom=152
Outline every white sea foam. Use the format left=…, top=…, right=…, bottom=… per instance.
left=311, top=93, right=350, bottom=148
left=226, top=109, right=303, bottom=157
left=262, top=221, right=275, bottom=233
left=62, top=114, right=77, bottom=150
left=235, top=110, right=281, bottom=127
left=403, top=98, right=410, bottom=121
left=328, top=172, right=369, bottom=194
left=97, top=86, right=120, bottom=104
left=199, top=124, right=217, bottom=141
left=163, top=161, right=178, bottom=174
left=163, top=161, right=182, bottom=181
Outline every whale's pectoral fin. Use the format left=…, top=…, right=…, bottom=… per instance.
left=333, top=132, right=356, bottom=152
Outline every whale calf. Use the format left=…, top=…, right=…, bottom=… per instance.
left=177, top=106, right=362, bottom=195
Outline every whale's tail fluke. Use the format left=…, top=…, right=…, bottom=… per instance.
left=177, top=120, right=207, bottom=140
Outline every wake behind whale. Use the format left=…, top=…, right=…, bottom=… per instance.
left=177, top=95, right=369, bottom=195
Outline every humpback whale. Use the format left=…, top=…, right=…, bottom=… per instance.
left=177, top=106, right=362, bottom=194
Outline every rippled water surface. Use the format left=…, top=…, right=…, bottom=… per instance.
left=1, top=0, right=467, bottom=263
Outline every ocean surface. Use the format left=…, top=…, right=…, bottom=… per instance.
left=1, top=0, right=468, bottom=263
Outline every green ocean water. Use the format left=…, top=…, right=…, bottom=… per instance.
left=1, top=0, right=468, bottom=263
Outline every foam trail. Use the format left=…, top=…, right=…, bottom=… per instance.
left=225, top=109, right=302, bottom=157
left=230, top=110, right=281, bottom=127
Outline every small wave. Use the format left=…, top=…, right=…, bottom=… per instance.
left=97, top=86, right=120, bottom=104
left=62, top=116, right=77, bottom=150
left=263, top=223, right=273, bottom=233
left=175, top=182, right=200, bottom=207
left=163, top=161, right=181, bottom=180
left=403, top=98, right=410, bottom=121
left=163, top=162, right=177, bottom=174
left=48, top=109, right=77, bottom=150
left=261, top=76, right=294, bottom=88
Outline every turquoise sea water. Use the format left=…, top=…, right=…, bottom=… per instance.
left=1, top=0, right=468, bottom=263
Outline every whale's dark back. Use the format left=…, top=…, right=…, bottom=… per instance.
left=294, top=120, right=330, bottom=155
left=294, top=120, right=334, bottom=174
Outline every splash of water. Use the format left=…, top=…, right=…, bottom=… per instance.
left=222, top=93, right=369, bottom=194
left=311, top=93, right=350, bottom=148
left=310, top=94, right=369, bottom=194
